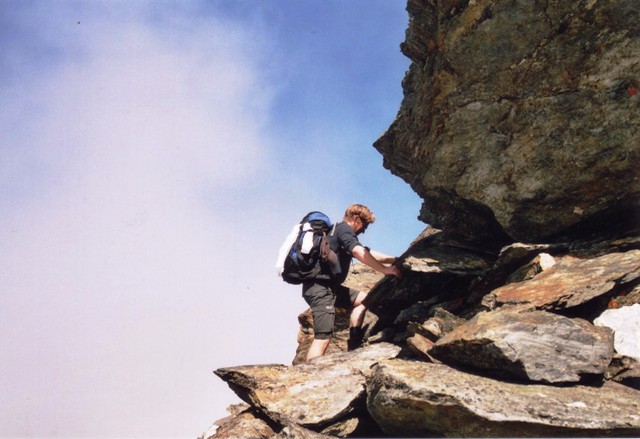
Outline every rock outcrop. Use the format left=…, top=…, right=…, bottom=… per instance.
left=204, top=0, right=640, bottom=437
left=375, top=0, right=640, bottom=246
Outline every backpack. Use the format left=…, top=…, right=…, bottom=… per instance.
left=276, top=211, right=339, bottom=285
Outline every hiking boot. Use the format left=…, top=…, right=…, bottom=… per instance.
left=348, top=327, right=364, bottom=351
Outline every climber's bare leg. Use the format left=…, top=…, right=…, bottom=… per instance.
left=306, top=337, right=331, bottom=361
left=350, top=291, right=367, bottom=328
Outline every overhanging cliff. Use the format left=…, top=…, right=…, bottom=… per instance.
left=374, top=0, right=640, bottom=246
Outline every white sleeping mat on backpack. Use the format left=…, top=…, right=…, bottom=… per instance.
left=275, top=224, right=300, bottom=276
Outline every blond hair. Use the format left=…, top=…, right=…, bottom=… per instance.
left=344, top=204, right=376, bottom=225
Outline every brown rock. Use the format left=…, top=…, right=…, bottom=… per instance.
left=483, top=249, right=640, bottom=310
left=274, top=421, right=333, bottom=439
left=367, top=359, right=640, bottom=437
left=427, top=307, right=467, bottom=337
left=405, top=332, right=436, bottom=361
left=342, top=263, right=384, bottom=291
left=375, top=0, right=640, bottom=245
left=463, top=242, right=568, bottom=311
left=402, top=243, right=492, bottom=275
left=405, top=307, right=467, bottom=361
left=215, top=363, right=363, bottom=428
left=611, top=282, right=640, bottom=308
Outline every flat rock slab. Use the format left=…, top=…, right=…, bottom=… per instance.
left=400, top=228, right=495, bottom=275
left=367, top=359, right=640, bottom=437
left=483, top=250, right=640, bottom=310
left=215, top=343, right=400, bottom=428
left=403, top=247, right=492, bottom=275
left=430, top=309, right=614, bottom=383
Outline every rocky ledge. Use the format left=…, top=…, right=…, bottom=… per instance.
left=206, top=231, right=640, bottom=437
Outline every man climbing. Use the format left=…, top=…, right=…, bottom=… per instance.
left=303, top=204, right=401, bottom=361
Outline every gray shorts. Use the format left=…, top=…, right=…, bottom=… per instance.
left=302, top=282, right=359, bottom=339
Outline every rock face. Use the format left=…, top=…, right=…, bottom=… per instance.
left=374, top=0, right=640, bottom=245
left=204, top=1, right=640, bottom=437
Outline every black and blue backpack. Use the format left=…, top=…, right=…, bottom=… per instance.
left=277, top=211, right=339, bottom=285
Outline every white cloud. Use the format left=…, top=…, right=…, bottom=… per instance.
left=0, top=3, right=296, bottom=437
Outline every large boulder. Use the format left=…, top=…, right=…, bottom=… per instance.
left=429, top=308, right=614, bottom=383
left=375, top=0, right=640, bottom=245
left=366, top=359, right=640, bottom=437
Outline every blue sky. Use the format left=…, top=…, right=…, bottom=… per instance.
left=0, top=1, right=424, bottom=437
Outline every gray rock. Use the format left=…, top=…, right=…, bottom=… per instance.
left=367, top=359, right=640, bottom=437
left=430, top=309, right=614, bottom=383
